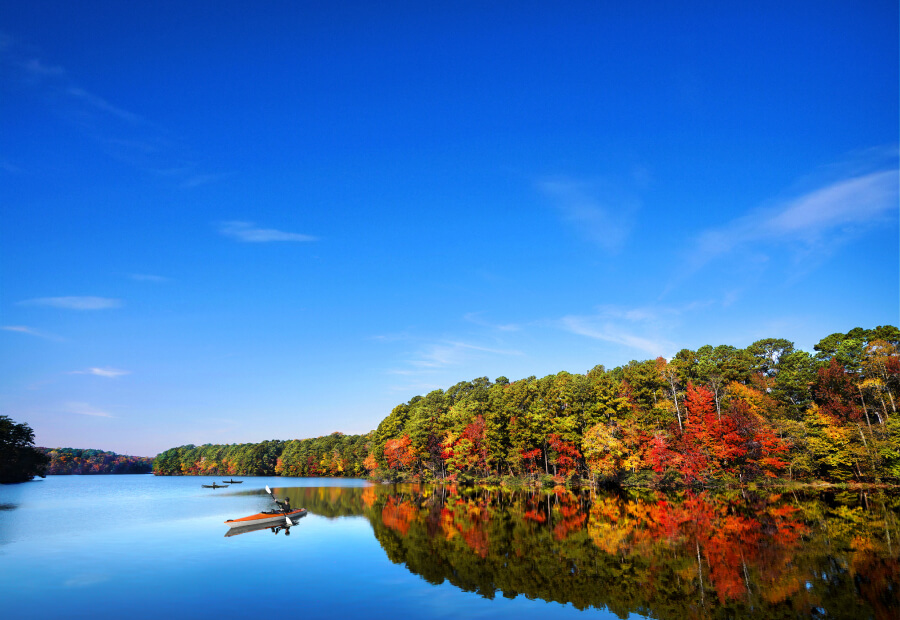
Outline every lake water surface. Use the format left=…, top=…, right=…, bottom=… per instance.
left=0, top=476, right=896, bottom=619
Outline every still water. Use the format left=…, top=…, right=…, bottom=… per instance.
left=0, top=476, right=897, bottom=619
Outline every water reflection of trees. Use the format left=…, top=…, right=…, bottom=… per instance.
left=293, top=484, right=899, bottom=619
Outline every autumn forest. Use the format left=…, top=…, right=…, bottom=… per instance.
left=153, top=326, right=900, bottom=488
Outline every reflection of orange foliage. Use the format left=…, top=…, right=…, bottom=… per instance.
left=585, top=491, right=812, bottom=606
left=381, top=497, right=416, bottom=535
left=460, top=514, right=491, bottom=558
left=440, top=508, right=458, bottom=541
left=436, top=497, right=492, bottom=557
left=361, top=486, right=376, bottom=508
left=553, top=490, right=587, bottom=540
left=524, top=509, right=546, bottom=523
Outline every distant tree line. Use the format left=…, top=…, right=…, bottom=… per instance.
left=153, top=432, right=372, bottom=477
left=38, top=448, right=153, bottom=474
left=155, top=326, right=900, bottom=487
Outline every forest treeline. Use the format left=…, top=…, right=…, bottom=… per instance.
left=154, top=326, right=900, bottom=487
left=152, top=434, right=371, bottom=477
left=39, top=448, right=153, bottom=475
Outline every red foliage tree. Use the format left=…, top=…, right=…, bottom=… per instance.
left=813, top=358, right=864, bottom=424
left=548, top=433, right=581, bottom=477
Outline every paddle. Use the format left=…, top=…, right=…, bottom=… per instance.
left=265, top=485, right=286, bottom=511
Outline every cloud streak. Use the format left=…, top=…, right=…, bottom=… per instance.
left=19, top=296, right=122, bottom=310
left=539, top=177, right=639, bottom=253
left=462, top=312, right=520, bottom=332
left=129, top=273, right=169, bottom=283
left=2, top=325, right=63, bottom=340
left=69, top=367, right=130, bottom=379
left=3, top=37, right=220, bottom=188
left=218, top=221, right=317, bottom=243
left=690, top=168, right=899, bottom=271
left=556, top=305, right=682, bottom=358
left=407, top=341, right=523, bottom=369
left=64, top=402, right=114, bottom=418
left=67, top=87, right=143, bottom=124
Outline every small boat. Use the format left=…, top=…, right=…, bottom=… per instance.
left=202, top=483, right=228, bottom=489
left=224, top=508, right=307, bottom=529
left=224, top=510, right=308, bottom=537
left=222, top=479, right=243, bottom=484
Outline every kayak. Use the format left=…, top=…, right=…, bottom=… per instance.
left=224, top=508, right=307, bottom=528
left=224, top=510, right=308, bottom=537
left=222, top=480, right=243, bottom=483
left=202, top=484, right=228, bottom=488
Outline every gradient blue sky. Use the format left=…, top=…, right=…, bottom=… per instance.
left=2, top=1, right=897, bottom=456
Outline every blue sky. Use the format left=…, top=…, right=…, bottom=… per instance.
left=2, top=1, right=897, bottom=456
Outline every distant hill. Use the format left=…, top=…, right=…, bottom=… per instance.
left=38, top=447, right=153, bottom=474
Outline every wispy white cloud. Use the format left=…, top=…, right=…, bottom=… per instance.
left=408, top=341, right=523, bottom=369
left=129, top=273, right=169, bottom=283
left=4, top=37, right=219, bottom=187
left=66, top=87, right=143, bottom=124
left=2, top=325, right=63, bottom=340
left=463, top=312, right=520, bottom=332
left=560, top=316, right=667, bottom=356
left=556, top=304, right=687, bottom=358
left=688, top=167, right=899, bottom=273
left=380, top=334, right=523, bottom=389
left=370, top=332, right=413, bottom=343
left=8, top=44, right=141, bottom=125
left=181, top=173, right=227, bottom=188
left=20, top=57, right=64, bottom=78
left=19, top=296, right=122, bottom=310
left=69, top=367, right=130, bottom=379
left=64, top=402, right=114, bottom=418
left=0, top=160, right=23, bottom=174
left=538, top=176, right=639, bottom=253
left=218, top=221, right=317, bottom=243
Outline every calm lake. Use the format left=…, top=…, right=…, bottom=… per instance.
left=0, top=476, right=897, bottom=619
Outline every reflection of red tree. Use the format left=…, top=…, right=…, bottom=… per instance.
left=459, top=509, right=491, bottom=558
left=382, top=496, right=416, bottom=536
left=552, top=490, right=586, bottom=540
left=523, top=509, right=546, bottom=523
left=587, top=491, right=811, bottom=605
left=435, top=493, right=492, bottom=558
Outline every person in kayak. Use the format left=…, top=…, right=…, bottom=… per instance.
left=275, top=495, right=291, bottom=513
